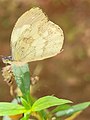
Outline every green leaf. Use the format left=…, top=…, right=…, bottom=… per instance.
left=12, top=64, right=31, bottom=104
left=72, top=102, right=90, bottom=111
left=21, top=98, right=30, bottom=110
left=0, top=102, right=26, bottom=116
left=31, top=96, right=72, bottom=112
left=52, top=104, right=71, bottom=113
left=55, top=102, right=90, bottom=117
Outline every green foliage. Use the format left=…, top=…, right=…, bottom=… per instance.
left=0, top=102, right=26, bottom=116
left=53, top=102, right=90, bottom=117
left=21, top=97, right=30, bottom=110
left=31, top=96, right=72, bottom=112
left=0, top=63, right=90, bottom=120
left=12, top=64, right=31, bottom=106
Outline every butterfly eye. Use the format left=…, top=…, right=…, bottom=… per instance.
left=8, top=56, right=13, bottom=60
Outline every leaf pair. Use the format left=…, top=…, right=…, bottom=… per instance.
left=0, top=96, right=72, bottom=116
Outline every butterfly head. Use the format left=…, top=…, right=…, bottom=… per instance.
left=1, top=56, right=13, bottom=64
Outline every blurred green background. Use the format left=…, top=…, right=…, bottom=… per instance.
left=0, top=0, right=90, bottom=120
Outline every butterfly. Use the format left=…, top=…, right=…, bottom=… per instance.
left=10, top=7, right=64, bottom=64
left=1, top=7, right=64, bottom=99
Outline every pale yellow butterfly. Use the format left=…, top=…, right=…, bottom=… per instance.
left=10, top=7, right=64, bottom=63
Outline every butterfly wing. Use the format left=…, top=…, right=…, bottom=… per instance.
left=11, top=7, right=64, bottom=63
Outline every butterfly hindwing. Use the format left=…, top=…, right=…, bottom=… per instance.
left=11, top=7, right=64, bottom=63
